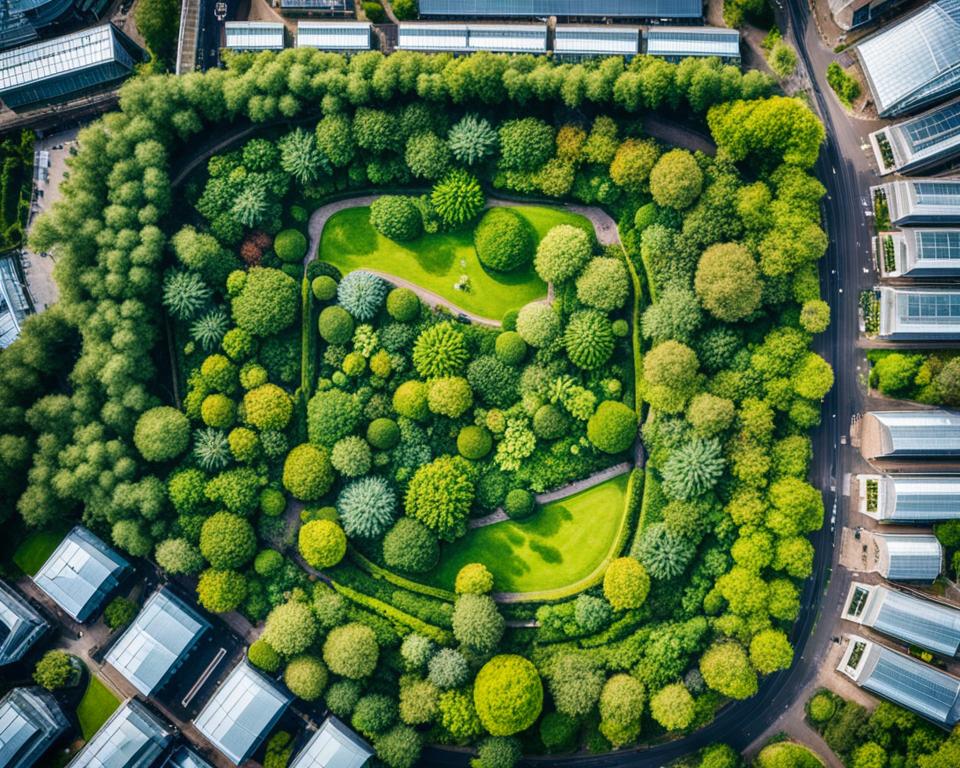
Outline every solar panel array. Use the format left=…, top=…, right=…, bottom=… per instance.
left=417, top=0, right=702, bottom=19
left=862, top=645, right=960, bottom=725
left=890, top=476, right=960, bottom=521
left=867, top=587, right=960, bottom=656
left=67, top=700, right=173, bottom=768
left=879, top=534, right=943, bottom=581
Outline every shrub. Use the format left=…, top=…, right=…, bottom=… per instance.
left=318, top=305, right=355, bottom=344
left=33, top=651, right=76, bottom=690
left=200, top=512, right=256, bottom=569
left=494, top=331, right=526, bottom=366
left=324, top=623, right=379, bottom=679
left=383, top=517, right=439, bottom=573
left=353, top=693, right=398, bottom=738
left=260, top=487, right=286, bottom=516
left=431, top=170, right=485, bottom=228
left=574, top=594, right=612, bottom=633
left=534, top=225, right=592, bottom=283
left=298, top=519, right=347, bottom=568
left=532, top=404, right=567, bottom=440
left=262, top=600, right=318, bottom=656
left=283, top=444, right=334, bottom=501
left=428, top=648, right=469, bottom=689
left=134, top=406, right=190, bottom=462
left=240, top=362, right=268, bottom=389
left=603, top=557, right=650, bottom=610
left=700, top=642, right=758, bottom=699
left=474, top=655, right=543, bottom=736
left=756, top=743, right=824, bottom=768
left=155, top=538, right=204, bottom=575
left=375, top=725, right=422, bottom=768
left=547, top=653, right=603, bottom=718
left=413, top=322, right=468, bottom=377
left=307, top=388, right=361, bottom=445
left=312, top=275, right=338, bottom=301
left=274, top=229, right=307, bottom=263
left=331, top=435, right=372, bottom=477
left=468, top=356, right=519, bottom=409
left=248, top=639, right=280, bottom=672
left=504, top=489, right=534, bottom=519
left=453, top=594, right=504, bottom=653
left=338, top=270, right=387, bottom=321
left=370, top=196, right=423, bottom=242
left=284, top=655, right=328, bottom=701
left=367, top=417, right=400, bottom=449
left=197, top=569, right=247, bottom=613
left=104, top=597, right=137, bottom=630
left=401, top=634, right=436, bottom=672
left=228, top=427, right=258, bottom=462
left=649, top=149, right=703, bottom=209
left=516, top=302, right=561, bottom=347
left=338, top=475, right=397, bottom=539
left=474, top=208, right=535, bottom=272
left=457, top=425, right=492, bottom=459
left=661, top=438, right=725, bottom=500
left=540, top=712, right=578, bottom=753
left=405, top=456, right=474, bottom=541
left=808, top=692, right=836, bottom=723
left=800, top=299, right=831, bottom=334
left=599, top=674, right=646, bottom=746
left=393, top=380, right=429, bottom=420
left=201, top=354, right=238, bottom=392
left=455, top=563, right=494, bottom=594
left=499, top=118, right=555, bottom=171
left=386, top=287, right=420, bottom=322
left=695, top=243, right=762, bottom=322
left=243, top=386, right=292, bottom=437
left=201, top=394, right=235, bottom=428
left=428, top=376, right=474, bottom=418
left=163, top=270, right=211, bottom=320
left=565, top=310, right=615, bottom=370
left=643, top=340, right=703, bottom=414
left=448, top=114, right=498, bottom=166
left=326, top=680, right=363, bottom=719
left=826, top=62, right=861, bottom=107
left=576, top=257, right=630, bottom=311
left=254, top=549, right=283, bottom=577
left=587, top=400, right=637, bottom=453
left=636, top=523, right=695, bottom=580
left=609, top=138, right=660, bottom=192
left=749, top=629, right=794, bottom=674
left=232, top=267, right=299, bottom=337
left=406, top=132, right=453, bottom=180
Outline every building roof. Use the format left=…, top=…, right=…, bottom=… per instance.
left=33, top=526, right=131, bottom=623
left=396, top=23, right=547, bottom=53
left=0, top=687, right=68, bottom=768
left=877, top=533, right=943, bottom=581
left=224, top=22, right=285, bottom=51
left=856, top=0, right=960, bottom=117
left=862, top=410, right=960, bottom=459
left=886, top=229, right=960, bottom=276
left=0, top=581, right=46, bottom=667
left=873, top=475, right=960, bottom=521
left=105, top=588, right=210, bottom=697
left=879, top=179, right=960, bottom=226
left=67, top=699, right=174, bottom=768
left=417, top=0, right=703, bottom=18
left=296, top=22, right=371, bottom=50
left=845, top=582, right=960, bottom=656
left=279, top=0, right=353, bottom=10
left=0, top=256, right=30, bottom=349
left=645, top=26, right=740, bottom=59
left=875, top=99, right=960, bottom=174
left=841, top=636, right=960, bottom=726
left=878, top=286, right=960, bottom=339
left=288, top=717, right=373, bottom=768
left=553, top=25, right=640, bottom=56
left=193, top=661, right=292, bottom=766
left=160, top=746, right=212, bottom=768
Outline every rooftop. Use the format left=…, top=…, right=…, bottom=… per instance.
left=879, top=179, right=960, bottom=226
left=874, top=99, right=960, bottom=174
left=553, top=25, right=640, bottom=56
left=866, top=474, right=960, bottom=521
left=33, top=525, right=131, bottom=623
left=417, top=0, right=703, bottom=19
left=644, top=26, right=740, bottom=59
left=876, top=532, right=943, bottom=582
left=67, top=699, right=174, bottom=768
left=193, top=661, right=292, bottom=766
left=224, top=22, right=285, bottom=51
left=856, top=0, right=960, bottom=117
left=105, top=587, right=210, bottom=697
left=0, top=687, right=68, bottom=768
left=0, top=580, right=46, bottom=667
left=296, top=22, right=371, bottom=50
left=883, top=229, right=960, bottom=276
left=879, top=286, right=960, bottom=339
left=396, top=23, right=547, bottom=53
left=160, top=746, right=212, bottom=768
left=288, top=717, right=374, bottom=768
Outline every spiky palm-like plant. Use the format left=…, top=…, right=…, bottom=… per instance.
left=337, top=475, right=397, bottom=539
left=448, top=115, right=498, bottom=167
left=660, top=438, right=725, bottom=500
left=431, top=170, right=485, bottom=228
left=191, top=308, right=230, bottom=352
left=163, top=270, right=211, bottom=320
left=636, top=522, right=696, bottom=580
left=232, top=184, right=268, bottom=228
left=193, top=428, right=231, bottom=472
left=279, top=128, right=329, bottom=186
left=337, top=271, right=387, bottom=321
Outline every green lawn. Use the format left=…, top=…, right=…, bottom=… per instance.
left=13, top=527, right=68, bottom=576
left=425, top=473, right=629, bottom=594
left=319, top=205, right=593, bottom=319
left=76, top=675, right=120, bottom=740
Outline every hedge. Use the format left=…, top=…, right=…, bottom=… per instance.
left=300, top=276, right=316, bottom=396
left=331, top=581, right=453, bottom=645
left=349, top=548, right=457, bottom=602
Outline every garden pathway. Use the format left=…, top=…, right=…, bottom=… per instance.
left=468, top=461, right=633, bottom=529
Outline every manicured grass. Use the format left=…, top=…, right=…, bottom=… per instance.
left=425, top=474, right=629, bottom=594
left=13, top=527, right=68, bottom=576
left=76, top=675, right=120, bottom=740
left=319, top=205, right=593, bottom=319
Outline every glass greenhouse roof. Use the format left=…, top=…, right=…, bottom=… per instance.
left=645, top=27, right=740, bottom=58
left=161, top=746, right=213, bottom=768
left=863, top=586, right=960, bottom=656
left=193, top=662, right=292, bottom=766
left=224, top=22, right=285, bottom=51
left=0, top=24, right=115, bottom=91
left=869, top=410, right=960, bottom=456
left=417, top=0, right=702, bottom=18
left=105, top=588, right=210, bottom=697
left=917, top=231, right=960, bottom=261
left=886, top=476, right=960, bottom=520
left=860, top=644, right=960, bottom=725
left=0, top=688, right=67, bottom=768
left=878, top=533, right=943, bottom=581
left=397, top=23, right=547, bottom=53
left=296, top=22, right=371, bottom=50
left=0, top=580, right=46, bottom=666
left=67, top=700, right=173, bottom=768
left=289, top=717, right=373, bottom=768
left=856, top=0, right=960, bottom=116
left=886, top=99, right=960, bottom=170
left=553, top=26, right=640, bottom=55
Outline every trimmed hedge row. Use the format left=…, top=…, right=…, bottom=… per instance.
left=331, top=581, right=453, bottom=645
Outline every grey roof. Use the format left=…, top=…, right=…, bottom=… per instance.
left=67, top=699, right=174, bottom=768
left=33, top=526, right=131, bottom=623
left=866, top=410, right=960, bottom=457
left=105, top=588, right=210, bottom=697
left=418, top=0, right=702, bottom=19
left=880, top=179, right=960, bottom=226
left=879, top=475, right=960, bottom=521
left=553, top=25, right=640, bottom=56
left=858, top=641, right=960, bottom=726
left=289, top=717, right=373, bottom=768
left=867, top=586, right=960, bottom=656
left=160, top=746, right=212, bottom=768
left=279, top=0, right=352, bottom=9
left=879, top=286, right=960, bottom=339
left=877, top=533, right=943, bottom=581
left=0, top=257, right=30, bottom=349
left=0, top=687, right=68, bottom=768
left=0, top=581, right=46, bottom=666
left=645, top=26, right=740, bottom=59
left=296, top=22, right=371, bottom=50
left=887, top=229, right=960, bottom=276
left=224, top=22, right=285, bottom=51
left=193, top=661, right=292, bottom=766
left=396, top=23, right=547, bottom=53
left=879, top=99, right=960, bottom=173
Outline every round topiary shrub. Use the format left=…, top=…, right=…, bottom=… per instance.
left=457, top=425, right=492, bottom=460
left=576, top=257, right=630, bottom=311
left=274, top=229, right=308, bottom=263
left=254, top=549, right=283, bottom=577
left=587, top=401, right=638, bottom=454
left=494, top=331, right=527, bottom=366
left=649, top=149, right=704, bottom=210
left=299, top=519, right=347, bottom=568
left=324, top=623, right=379, bottom=679
left=428, top=648, right=469, bottom=689
left=473, top=655, right=543, bottom=736
left=534, top=225, right=593, bottom=284
left=200, top=512, right=256, bottom=569
left=504, top=489, right=535, bottom=519
left=413, top=322, right=468, bottom=378
left=338, top=475, right=397, bottom=539
left=201, top=394, right=235, bottom=429
left=431, top=170, right=485, bottom=228
left=405, top=456, right=474, bottom=542
left=603, top=557, right=650, bottom=610
left=338, top=271, right=387, bottom=321
left=393, top=380, right=429, bottom=421
left=284, top=654, right=328, bottom=701
left=370, top=196, right=423, bottom=242
left=319, top=305, right=355, bottom=344
left=248, top=638, right=280, bottom=673
left=564, top=310, right=615, bottom=370
left=382, top=517, right=439, bottom=573
left=808, top=692, right=836, bottom=723
left=386, top=287, right=420, bottom=322
left=239, top=362, right=268, bottom=390
left=515, top=302, right=561, bottom=348
left=427, top=377, right=473, bottom=418
left=231, top=267, right=299, bottom=337
left=474, top=208, right=535, bottom=272
left=262, top=600, right=318, bottom=657
left=283, top=444, right=334, bottom=501
left=532, top=404, right=568, bottom=440
left=260, top=487, right=285, bottom=517
left=243, top=383, right=293, bottom=431
left=134, top=407, right=190, bottom=462
left=312, top=275, right=338, bottom=301
left=331, top=435, right=372, bottom=477
left=455, top=563, right=494, bottom=595
left=367, top=418, right=400, bottom=449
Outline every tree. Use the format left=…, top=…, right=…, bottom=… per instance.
left=331, top=436, right=372, bottom=477
left=448, top=115, right=498, bottom=166
left=244, top=384, right=293, bottom=431
left=280, top=128, right=327, bottom=185
left=564, top=310, right=615, bottom=370
left=338, top=271, right=387, bottom=321
left=756, top=742, right=825, bottom=768
left=299, top=519, right=347, bottom=568
left=641, top=286, right=703, bottom=345
left=637, top=523, right=696, bottom=579
left=700, top=642, right=758, bottom=699
left=370, top=196, right=423, bottom=242
left=473, top=655, right=543, bottom=736
left=649, top=149, right=703, bottom=209
left=324, top=623, right=379, bottom=679
left=405, top=456, right=474, bottom=541
left=574, top=594, right=612, bottom=633
left=534, top=224, right=593, bottom=283
left=155, top=537, right=204, bottom=575
left=576, top=257, right=629, bottom=311
left=643, top=341, right=703, bottom=413
left=431, top=171, right=485, bottom=228
left=338, top=475, right=397, bottom=539
left=452, top=594, right=504, bottom=653
left=200, top=512, right=256, bottom=569
left=135, top=0, right=180, bottom=65
left=661, top=438, right=724, bottom=500
left=375, top=725, right=423, bottom=768
left=609, top=139, right=660, bottom=193
left=406, top=132, right=453, bottom=180
left=428, top=376, right=474, bottom=418
left=515, top=302, right=561, bottom=347
left=650, top=683, right=695, bottom=731
left=383, top=517, right=439, bottom=573
left=353, top=693, right=398, bottom=738
left=457, top=425, right=493, bottom=460
left=800, top=299, right=830, bottom=333
left=285, top=655, right=328, bottom=701
left=413, top=322, right=469, bottom=377
left=547, top=653, right=604, bottom=718
left=274, top=229, right=307, bottom=263
left=750, top=629, right=794, bottom=674
left=133, top=406, right=190, bottom=462
left=768, top=41, right=798, bottom=79
left=232, top=268, right=299, bottom=337
left=708, top=96, right=825, bottom=168
left=400, top=677, right=440, bottom=725
left=474, top=208, right=535, bottom=272
left=471, top=737, right=522, bottom=768
left=599, top=674, right=646, bottom=746
left=498, top=118, right=555, bottom=171
left=455, top=563, right=494, bottom=594
left=872, top=353, right=921, bottom=396
left=197, top=569, right=247, bottom=613
left=688, top=393, right=735, bottom=437
left=603, top=557, right=650, bottom=610
left=429, top=648, right=470, bottom=690
left=283, top=444, right=334, bottom=501
left=793, top=353, right=834, bottom=401
left=318, top=306, right=355, bottom=345
left=262, top=600, right=318, bottom=657
left=163, top=270, right=211, bottom=320
left=694, top=243, right=762, bottom=322
left=33, top=651, right=77, bottom=690
left=248, top=639, right=280, bottom=673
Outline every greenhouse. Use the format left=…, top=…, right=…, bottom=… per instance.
left=876, top=533, right=943, bottom=582
left=871, top=99, right=960, bottom=174
left=644, top=26, right=740, bottom=63
left=160, top=746, right=213, bottom=768
left=0, top=256, right=31, bottom=349
left=881, top=229, right=960, bottom=277
left=863, top=474, right=960, bottom=522
left=0, top=687, right=68, bottom=768
left=861, top=410, right=960, bottom=460
left=0, top=23, right=142, bottom=112
left=844, top=582, right=960, bottom=656
left=878, top=179, right=960, bottom=226
left=396, top=23, right=547, bottom=53
left=278, top=0, right=354, bottom=13
left=840, top=636, right=960, bottom=727
left=223, top=22, right=285, bottom=52
left=288, top=717, right=374, bottom=768
left=553, top=25, right=640, bottom=59
left=296, top=22, right=372, bottom=50
left=67, top=700, right=174, bottom=768
left=855, top=0, right=960, bottom=116
left=0, top=580, right=46, bottom=667
left=877, top=286, right=960, bottom=340
left=0, top=0, right=90, bottom=51
left=417, top=0, right=702, bottom=18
